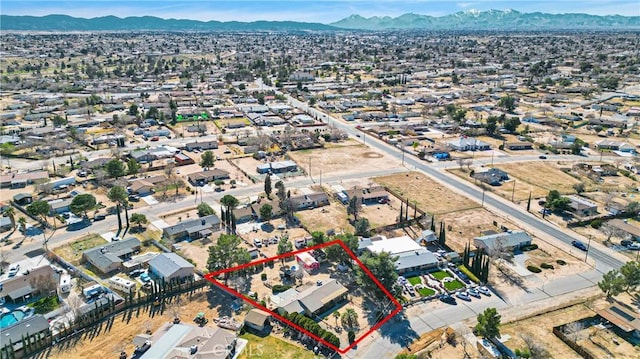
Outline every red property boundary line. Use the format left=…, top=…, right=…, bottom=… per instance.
left=204, top=239, right=402, bottom=354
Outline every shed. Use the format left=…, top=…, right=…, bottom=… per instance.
left=244, top=309, right=272, bottom=332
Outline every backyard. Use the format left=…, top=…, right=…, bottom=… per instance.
left=52, top=234, right=107, bottom=265
left=238, top=332, right=317, bottom=359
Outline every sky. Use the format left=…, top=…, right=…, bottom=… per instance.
left=2, top=1, right=639, bottom=23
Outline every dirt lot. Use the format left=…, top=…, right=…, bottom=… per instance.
left=288, top=140, right=404, bottom=177
left=296, top=200, right=353, bottom=234
left=437, top=208, right=522, bottom=252
left=374, top=172, right=478, bottom=215
left=495, top=162, right=582, bottom=195
left=399, top=327, right=482, bottom=359
left=52, top=234, right=107, bottom=265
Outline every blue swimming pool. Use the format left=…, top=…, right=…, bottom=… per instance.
left=0, top=310, right=26, bottom=328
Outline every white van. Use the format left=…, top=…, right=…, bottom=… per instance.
left=59, top=274, right=72, bottom=294
left=108, top=276, right=136, bottom=294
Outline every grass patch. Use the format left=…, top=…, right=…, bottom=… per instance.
left=53, top=234, right=107, bottom=265
left=431, top=270, right=452, bottom=280
left=458, top=265, right=481, bottom=284
left=417, top=287, right=436, bottom=297
left=407, top=276, right=422, bottom=286
left=238, top=332, right=316, bottom=359
left=27, top=296, right=61, bottom=314
left=444, top=279, right=464, bottom=291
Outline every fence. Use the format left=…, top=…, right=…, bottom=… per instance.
left=553, top=323, right=597, bottom=359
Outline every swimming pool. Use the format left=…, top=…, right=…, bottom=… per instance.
left=0, top=309, right=28, bottom=329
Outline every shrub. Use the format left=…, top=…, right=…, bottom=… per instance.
left=590, top=219, right=603, bottom=229
left=261, top=273, right=267, bottom=281
left=348, top=330, right=356, bottom=343
left=556, top=259, right=567, bottom=265
left=458, top=265, right=481, bottom=283
left=540, top=262, right=555, bottom=270
left=527, top=265, right=542, bottom=273
left=521, top=244, right=539, bottom=251
left=272, top=284, right=291, bottom=293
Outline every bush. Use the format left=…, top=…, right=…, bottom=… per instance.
left=348, top=330, right=356, bottom=343
left=527, top=265, right=542, bottom=273
left=272, top=284, right=291, bottom=293
left=261, top=273, right=267, bottom=281
left=521, top=244, right=539, bottom=251
left=458, top=265, right=481, bottom=283
left=590, top=219, right=603, bottom=229
left=540, top=262, right=555, bottom=270
left=556, top=259, right=567, bottom=265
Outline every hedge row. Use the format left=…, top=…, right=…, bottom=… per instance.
left=282, top=312, right=341, bottom=348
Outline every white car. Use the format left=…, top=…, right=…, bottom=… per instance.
left=7, top=264, right=20, bottom=277
left=253, top=238, right=263, bottom=248
left=456, top=291, right=471, bottom=301
left=477, top=286, right=492, bottom=296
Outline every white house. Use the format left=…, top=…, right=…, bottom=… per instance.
left=448, top=137, right=491, bottom=151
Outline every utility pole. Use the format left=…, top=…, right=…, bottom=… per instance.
left=491, top=151, right=494, bottom=166
left=511, top=180, right=516, bottom=202
left=585, top=235, right=592, bottom=262
left=481, top=186, right=486, bottom=208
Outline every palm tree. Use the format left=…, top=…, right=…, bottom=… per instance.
left=341, top=308, right=358, bottom=329
left=3, top=207, right=15, bottom=230
left=332, top=311, right=340, bottom=326
left=17, top=217, right=26, bottom=233
left=108, top=186, right=129, bottom=231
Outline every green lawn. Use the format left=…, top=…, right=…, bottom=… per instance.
left=27, top=296, right=61, bottom=314
left=407, top=276, right=422, bottom=286
left=444, top=279, right=465, bottom=291
left=431, top=270, right=452, bottom=280
left=238, top=332, right=316, bottom=359
left=417, top=287, right=436, bottom=297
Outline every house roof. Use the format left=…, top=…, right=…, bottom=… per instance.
left=277, top=279, right=348, bottom=315
left=474, top=230, right=532, bottom=250
left=0, top=314, right=49, bottom=346
left=188, top=169, right=230, bottom=181
left=148, top=253, right=194, bottom=279
left=140, top=323, right=235, bottom=359
left=83, top=238, right=140, bottom=271
left=395, top=249, right=439, bottom=271
left=162, top=214, right=221, bottom=237
left=244, top=309, right=271, bottom=327
left=608, top=219, right=640, bottom=237
left=596, top=302, right=640, bottom=333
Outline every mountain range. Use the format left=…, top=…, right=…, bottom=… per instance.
left=1, top=10, right=639, bottom=32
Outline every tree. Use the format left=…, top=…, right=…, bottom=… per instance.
left=545, top=190, right=571, bottom=213
left=275, top=180, right=286, bottom=202
left=503, top=117, right=521, bottom=133
left=128, top=104, right=139, bottom=116
left=354, top=218, right=370, bottom=236
left=277, top=236, right=293, bottom=255
left=619, top=261, right=640, bottom=293
left=332, top=310, right=340, bottom=326
left=521, top=334, right=551, bottom=359
left=18, top=216, right=27, bottom=233
left=626, top=201, right=640, bottom=216
left=341, top=308, right=359, bottom=329
left=105, top=159, right=125, bottom=178
left=220, top=195, right=239, bottom=234
left=27, top=201, right=50, bottom=223
left=207, top=234, right=251, bottom=274
left=200, top=151, right=215, bottom=169
left=52, top=114, right=67, bottom=127
left=69, top=194, right=96, bottom=217
left=347, top=196, right=361, bottom=221
left=259, top=204, right=273, bottom=222
left=311, top=231, right=325, bottom=245
left=395, top=354, right=418, bottom=359
left=356, top=251, right=399, bottom=298
left=197, top=203, right=214, bottom=217
left=127, top=158, right=141, bottom=176
left=498, top=96, right=516, bottom=113
left=264, top=174, right=272, bottom=199
left=130, top=213, right=148, bottom=230
left=325, top=233, right=359, bottom=264
left=485, top=116, right=498, bottom=136
left=108, top=186, right=129, bottom=230
left=572, top=182, right=585, bottom=194
left=570, top=138, right=585, bottom=155
left=3, top=207, right=15, bottom=230
left=475, top=307, right=501, bottom=339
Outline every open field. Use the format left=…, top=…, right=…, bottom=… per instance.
left=52, top=234, right=107, bottom=265
left=495, top=162, right=582, bottom=194
left=296, top=201, right=353, bottom=234
left=437, top=208, right=521, bottom=252
left=238, top=332, right=316, bottom=359
left=449, top=168, right=548, bottom=202
left=374, top=171, right=478, bottom=214
left=288, top=141, right=404, bottom=176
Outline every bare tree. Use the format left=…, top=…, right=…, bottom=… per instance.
left=487, top=236, right=511, bottom=268
left=521, top=334, right=551, bottom=358
left=563, top=321, right=585, bottom=342
left=66, top=295, right=84, bottom=321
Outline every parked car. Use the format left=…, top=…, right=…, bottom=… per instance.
left=572, top=240, right=587, bottom=251
left=253, top=238, right=263, bottom=248
left=477, top=286, right=492, bottom=296
left=112, top=236, right=120, bottom=242
left=94, top=214, right=106, bottom=221
left=467, top=288, right=481, bottom=298
left=621, top=239, right=633, bottom=247
left=629, top=242, right=640, bottom=250
left=456, top=291, right=471, bottom=301
left=539, top=155, right=547, bottom=159
left=439, top=294, right=456, bottom=304
left=7, top=264, right=20, bottom=277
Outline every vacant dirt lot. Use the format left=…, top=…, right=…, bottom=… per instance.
left=437, top=208, right=522, bottom=252
left=495, top=162, right=582, bottom=195
left=360, top=201, right=401, bottom=229
left=296, top=200, right=353, bottom=234
left=288, top=141, right=404, bottom=177
left=375, top=172, right=478, bottom=214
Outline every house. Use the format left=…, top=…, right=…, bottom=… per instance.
left=0, top=264, right=56, bottom=303
left=608, top=219, right=640, bottom=241
left=82, top=238, right=141, bottom=274
left=472, top=168, right=509, bottom=186
left=416, top=230, right=437, bottom=244
left=505, top=142, right=533, bottom=150
left=289, top=192, right=330, bottom=210
left=232, top=206, right=256, bottom=223
left=595, top=300, right=640, bottom=338
left=256, top=160, right=298, bottom=174
left=0, top=171, right=49, bottom=189
left=185, top=141, right=218, bottom=151
left=187, top=169, right=231, bottom=186
left=596, top=140, right=634, bottom=152
left=128, top=175, right=168, bottom=195
left=244, top=309, right=272, bottom=332
left=360, top=235, right=439, bottom=274
left=162, top=214, right=221, bottom=241
left=139, top=322, right=239, bottom=359
left=275, top=279, right=348, bottom=318
left=80, top=157, right=110, bottom=172
left=344, top=186, right=389, bottom=204
left=0, top=315, right=50, bottom=357
left=0, top=216, right=13, bottom=233
left=148, top=253, right=194, bottom=283
left=567, top=195, right=598, bottom=217
left=473, top=230, right=533, bottom=252
left=448, top=137, right=491, bottom=151
left=44, top=176, right=76, bottom=191
left=48, top=198, right=73, bottom=215
left=174, top=153, right=195, bottom=166
left=12, top=193, right=33, bottom=206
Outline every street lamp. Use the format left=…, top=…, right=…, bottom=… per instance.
left=584, top=235, right=592, bottom=262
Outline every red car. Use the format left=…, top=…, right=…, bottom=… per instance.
left=150, top=136, right=159, bottom=141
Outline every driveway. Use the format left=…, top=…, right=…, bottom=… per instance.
left=141, top=195, right=159, bottom=205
